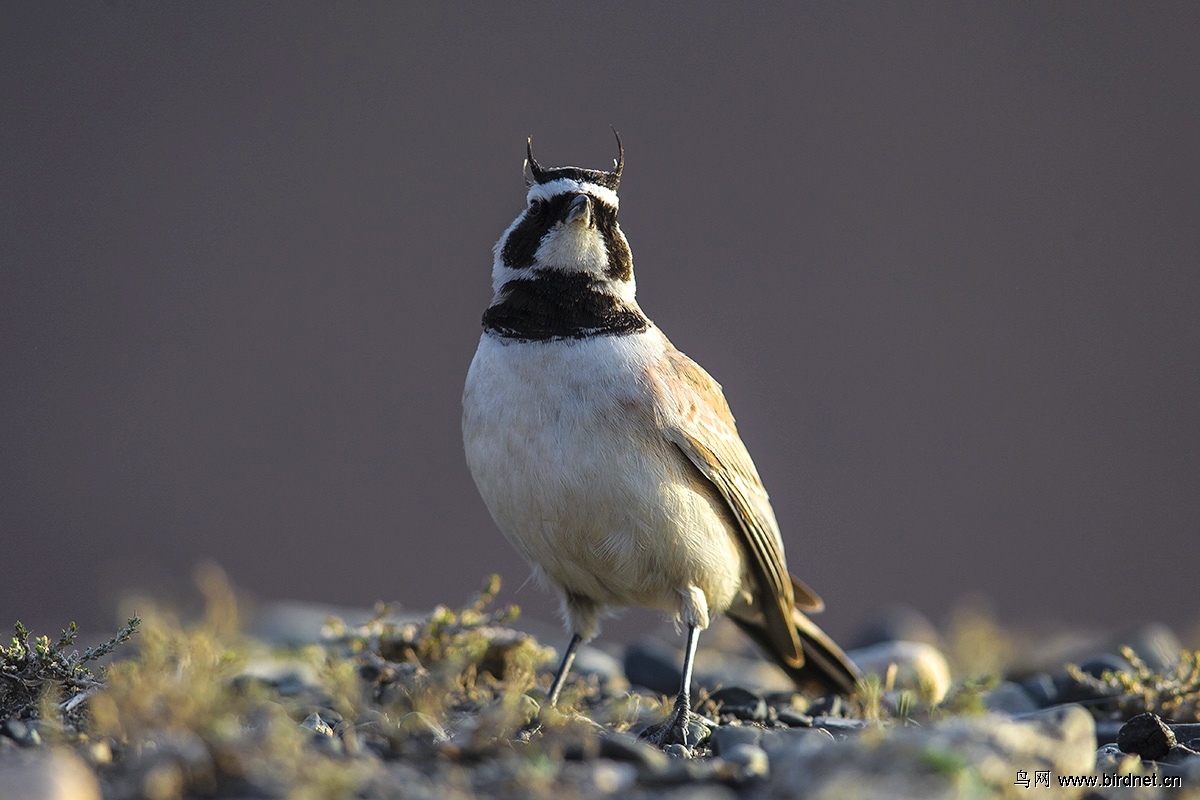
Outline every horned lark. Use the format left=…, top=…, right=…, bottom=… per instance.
left=462, top=134, right=859, bottom=745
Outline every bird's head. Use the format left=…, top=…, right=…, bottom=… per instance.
left=491, top=132, right=634, bottom=302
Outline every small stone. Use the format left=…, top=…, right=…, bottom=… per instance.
left=595, top=733, right=671, bottom=773
left=710, top=724, right=763, bottom=756
left=758, top=725, right=836, bottom=762
left=982, top=682, right=1039, bottom=715
left=1019, top=672, right=1058, bottom=707
left=589, top=760, right=637, bottom=793
left=762, top=690, right=801, bottom=709
left=813, top=716, right=867, bottom=737
left=1161, top=744, right=1200, bottom=765
left=300, top=712, right=334, bottom=737
left=1113, top=623, right=1182, bottom=672
left=846, top=604, right=940, bottom=649
left=1117, top=712, right=1176, bottom=761
left=624, top=639, right=685, bottom=696
left=845, top=640, right=952, bottom=704
left=399, top=712, right=448, bottom=746
left=663, top=743, right=692, bottom=759
left=776, top=708, right=813, bottom=727
left=0, top=719, right=40, bottom=748
left=0, top=750, right=102, bottom=800
left=1168, top=723, right=1200, bottom=743
left=806, top=695, right=847, bottom=718
left=572, top=644, right=629, bottom=693
left=720, top=743, right=769, bottom=779
left=706, top=687, right=767, bottom=722
left=1077, top=652, right=1133, bottom=680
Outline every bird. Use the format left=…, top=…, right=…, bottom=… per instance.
left=462, top=133, right=860, bottom=746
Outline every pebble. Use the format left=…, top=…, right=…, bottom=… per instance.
left=1114, top=622, right=1182, bottom=672
left=806, top=695, right=848, bottom=718
left=0, top=749, right=102, bottom=800
left=399, top=712, right=449, bottom=747
left=1075, top=651, right=1133, bottom=680
left=0, top=718, right=41, bottom=748
left=812, top=716, right=867, bottom=737
left=594, top=733, right=670, bottom=773
left=1117, top=712, right=1176, bottom=761
left=663, top=743, right=692, bottom=759
left=776, top=708, right=814, bottom=727
left=845, top=640, right=952, bottom=704
left=710, top=724, right=763, bottom=756
left=571, top=644, right=629, bottom=693
left=1018, top=672, right=1058, bottom=707
left=1162, top=743, right=1200, bottom=766
left=846, top=605, right=940, bottom=649
left=705, top=686, right=767, bottom=722
left=771, top=702, right=1096, bottom=797
left=300, top=712, right=334, bottom=737
left=719, top=743, right=769, bottom=779
left=982, top=681, right=1039, bottom=715
left=623, top=639, right=685, bottom=696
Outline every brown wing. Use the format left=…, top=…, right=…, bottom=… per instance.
left=647, top=345, right=808, bottom=668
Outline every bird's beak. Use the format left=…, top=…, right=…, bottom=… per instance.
left=565, top=193, right=592, bottom=227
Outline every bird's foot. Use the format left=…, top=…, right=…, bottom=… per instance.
left=639, top=695, right=713, bottom=753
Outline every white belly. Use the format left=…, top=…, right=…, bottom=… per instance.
left=462, top=330, right=743, bottom=619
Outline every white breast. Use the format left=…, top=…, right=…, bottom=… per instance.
left=462, top=328, right=744, bottom=626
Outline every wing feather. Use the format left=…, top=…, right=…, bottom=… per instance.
left=648, top=346, right=809, bottom=667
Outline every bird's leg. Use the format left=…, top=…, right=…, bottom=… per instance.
left=641, top=623, right=707, bottom=749
left=545, top=632, right=582, bottom=708
left=517, top=632, right=582, bottom=742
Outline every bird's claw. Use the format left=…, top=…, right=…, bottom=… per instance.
left=639, top=697, right=712, bottom=752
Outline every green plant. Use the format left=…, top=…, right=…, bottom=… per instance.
left=0, top=617, right=140, bottom=730
left=1066, top=646, right=1200, bottom=722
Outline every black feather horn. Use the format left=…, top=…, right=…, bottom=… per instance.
left=526, top=138, right=548, bottom=185
left=610, top=127, right=623, bottom=187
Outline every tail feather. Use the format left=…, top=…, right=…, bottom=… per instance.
left=729, top=606, right=860, bottom=696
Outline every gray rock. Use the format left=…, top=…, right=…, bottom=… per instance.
left=0, top=749, right=102, bottom=800
left=1019, top=672, right=1058, bottom=707
left=813, top=716, right=867, bottom=737
left=719, top=743, right=769, bottom=780
left=571, top=644, right=629, bottom=693
left=1112, top=622, right=1182, bottom=672
left=624, top=638, right=685, bottom=695
left=705, top=686, right=767, bottom=722
left=845, top=640, right=952, bottom=704
left=847, top=604, right=940, bottom=649
left=1076, top=652, right=1134, bottom=680
left=710, top=724, right=763, bottom=756
left=806, top=695, right=848, bottom=718
left=776, top=708, right=813, bottom=727
left=1162, top=743, right=1200, bottom=766
left=1095, top=742, right=1134, bottom=771
left=983, top=681, right=1039, bottom=715
left=1167, top=723, right=1200, bottom=742
left=399, top=712, right=449, bottom=746
left=771, top=705, right=1096, bottom=799
left=593, top=732, right=670, bottom=774
left=300, top=712, right=334, bottom=737
left=663, top=743, right=692, bottom=759
left=1117, top=712, right=1176, bottom=761
left=759, top=725, right=836, bottom=763
left=0, top=718, right=40, bottom=748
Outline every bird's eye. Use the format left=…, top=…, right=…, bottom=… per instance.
left=528, top=199, right=544, bottom=217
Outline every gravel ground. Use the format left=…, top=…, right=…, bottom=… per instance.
left=2, top=574, right=1198, bottom=799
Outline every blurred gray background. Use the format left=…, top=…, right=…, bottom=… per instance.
left=3, top=4, right=1197, bottom=642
